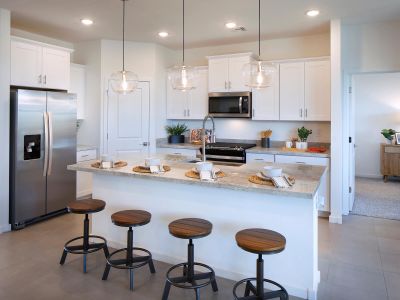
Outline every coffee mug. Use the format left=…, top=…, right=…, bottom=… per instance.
left=196, top=161, right=213, bottom=172
left=145, top=157, right=161, bottom=167
left=285, top=141, right=292, bottom=148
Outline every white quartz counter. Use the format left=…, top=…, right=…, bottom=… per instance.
left=68, top=153, right=326, bottom=199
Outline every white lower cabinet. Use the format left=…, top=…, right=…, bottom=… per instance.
left=275, top=155, right=330, bottom=212
left=76, top=149, right=97, bottom=198
left=246, top=153, right=275, bottom=163
left=157, top=147, right=198, bottom=157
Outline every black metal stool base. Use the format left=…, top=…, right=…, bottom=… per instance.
left=162, top=240, right=218, bottom=300
left=233, top=278, right=289, bottom=300
left=233, top=254, right=288, bottom=300
left=60, top=214, right=109, bottom=273
left=102, top=227, right=156, bottom=291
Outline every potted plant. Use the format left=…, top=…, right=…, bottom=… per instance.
left=165, top=123, right=188, bottom=144
left=297, top=126, right=313, bottom=150
left=381, top=129, right=396, bottom=144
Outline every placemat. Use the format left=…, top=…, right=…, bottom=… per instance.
left=91, top=161, right=128, bottom=168
left=132, top=165, right=171, bottom=173
left=248, top=175, right=274, bottom=186
left=185, top=170, right=226, bottom=179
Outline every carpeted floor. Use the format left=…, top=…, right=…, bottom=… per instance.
left=352, top=177, right=400, bottom=220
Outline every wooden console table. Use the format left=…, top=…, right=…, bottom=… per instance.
left=380, top=143, right=400, bottom=182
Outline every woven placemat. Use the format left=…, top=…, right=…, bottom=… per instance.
left=185, top=170, right=226, bottom=179
left=132, top=165, right=171, bottom=173
left=91, top=161, right=128, bottom=168
left=248, top=175, right=274, bottom=186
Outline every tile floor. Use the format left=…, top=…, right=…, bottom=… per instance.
left=1, top=213, right=400, bottom=299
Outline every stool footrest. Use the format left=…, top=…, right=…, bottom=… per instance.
left=233, top=278, right=289, bottom=300
left=166, top=262, right=216, bottom=290
left=106, top=247, right=153, bottom=270
left=63, top=235, right=108, bottom=255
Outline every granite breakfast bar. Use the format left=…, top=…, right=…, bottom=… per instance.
left=68, top=154, right=326, bottom=300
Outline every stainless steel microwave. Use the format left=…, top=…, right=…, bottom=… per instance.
left=208, top=92, right=252, bottom=118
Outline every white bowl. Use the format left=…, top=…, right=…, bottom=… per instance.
left=262, top=166, right=282, bottom=178
left=145, top=157, right=161, bottom=167
left=195, top=161, right=213, bottom=172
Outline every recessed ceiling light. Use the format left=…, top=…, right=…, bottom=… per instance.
left=306, top=10, right=320, bottom=17
left=225, top=22, right=237, bottom=29
left=158, top=31, right=169, bottom=38
left=81, top=19, right=94, bottom=26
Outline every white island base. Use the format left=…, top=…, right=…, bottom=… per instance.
left=89, top=171, right=320, bottom=299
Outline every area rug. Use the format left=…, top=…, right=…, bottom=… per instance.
left=351, top=177, right=400, bottom=220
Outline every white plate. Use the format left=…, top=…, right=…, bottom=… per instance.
left=256, top=172, right=271, bottom=180
left=192, top=167, right=221, bottom=174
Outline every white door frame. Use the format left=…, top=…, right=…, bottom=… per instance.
left=101, top=80, right=152, bottom=156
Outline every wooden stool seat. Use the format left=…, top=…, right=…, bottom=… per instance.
left=168, top=218, right=212, bottom=239
left=67, top=199, right=106, bottom=214
left=111, top=210, right=151, bottom=227
left=235, top=228, right=286, bottom=255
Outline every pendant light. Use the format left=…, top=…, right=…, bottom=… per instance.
left=168, top=0, right=196, bottom=91
left=242, top=0, right=276, bottom=89
left=110, top=0, right=139, bottom=94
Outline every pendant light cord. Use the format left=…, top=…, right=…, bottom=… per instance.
left=182, top=0, right=185, bottom=65
left=122, top=0, right=126, bottom=71
left=258, top=0, right=261, bottom=59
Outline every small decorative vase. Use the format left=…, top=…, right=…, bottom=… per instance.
left=296, top=142, right=302, bottom=149
left=261, top=137, right=270, bottom=148
left=168, top=135, right=185, bottom=144
left=302, top=142, right=308, bottom=150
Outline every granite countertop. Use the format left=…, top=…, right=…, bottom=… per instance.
left=67, top=153, right=326, bottom=199
left=246, top=146, right=330, bottom=158
left=157, top=142, right=201, bottom=150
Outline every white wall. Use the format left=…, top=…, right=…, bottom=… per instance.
left=72, top=40, right=102, bottom=148
left=354, top=72, right=400, bottom=178
left=0, top=9, right=10, bottom=232
left=183, top=33, right=330, bottom=66
left=343, top=20, right=400, bottom=73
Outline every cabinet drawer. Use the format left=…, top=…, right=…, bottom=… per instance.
left=77, top=149, right=97, bottom=162
left=275, top=155, right=329, bottom=166
left=246, top=153, right=275, bottom=163
left=157, top=147, right=198, bottom=157
left=385, top=146, right=400, bottom=154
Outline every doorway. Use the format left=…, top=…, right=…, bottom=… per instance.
left=348, top=72, right=400, bottom=219
left=103, top=81, right=150, bottom=160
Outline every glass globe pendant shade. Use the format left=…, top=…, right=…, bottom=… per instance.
left=110, top=70, right=139, bottom=94
left=243, top=61, right=276, bottom=89
left=168, top=65, right=196, bottom=91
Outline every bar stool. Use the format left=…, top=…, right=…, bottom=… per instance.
left=162, top=218, right=218, bottom=300
left=233, top=228, right=289, bottom=300
left=102, top=210, right=155, bottom=291
left=60, top=199, right=109, bottom=273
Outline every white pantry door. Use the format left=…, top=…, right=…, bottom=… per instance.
left=105, top=81, right=150, bottom=160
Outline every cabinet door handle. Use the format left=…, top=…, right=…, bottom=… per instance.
left=187, top=109, right=190, bottom=117
left=305, top=109, right=308, bottom=118
left=254, top=158, right=264, bottom=161
left=252, top=109, right=255, bottom=117
left=38, top=75, right=42, bottom=84
left=225, top=81, right=227, bottom=90
left=229, top=81, right=232, bottom=89
left=43, top=75, right=47, bottom=85
left=296, top=162, right=306, bottom=164
left=300, top=109, right=303, bottom=118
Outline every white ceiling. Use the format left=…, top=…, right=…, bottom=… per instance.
left=1, top=0, right=400, bottom=49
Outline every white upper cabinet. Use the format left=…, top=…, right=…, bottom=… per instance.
left=69, top=64, right=86, bottom=119
left=305, top=60, right=331, bottom=121
left=279, top=62, right=305, bottom=121
left=207, top=53, right=253, bottom=92
left=279, top=59, right=331, bottom=121
left=11, top=37, right=72, bottom=90
left=42, top=47, right=70, bottom=90
left=252, top=68, right=280, bottom=120
left=167, top=67, right=208, bottom=120
left=11, top=40, right=42, bottom=88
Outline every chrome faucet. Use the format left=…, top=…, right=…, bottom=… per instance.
left=202, top=114, right=216, bottom=162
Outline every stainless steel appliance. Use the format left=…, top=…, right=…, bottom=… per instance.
left=10, top=89, right=77, bottom=229
left=208, top=92, right=252, bottom=118
left=199, top=142, right=256, bottom=165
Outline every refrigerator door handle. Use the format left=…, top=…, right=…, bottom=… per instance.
left=43, top=112, right=49, bottom=177
left=47, top=112, right=54, bottom=175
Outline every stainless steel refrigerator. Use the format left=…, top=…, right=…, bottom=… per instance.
left=10, top=89, right=77, bottom=229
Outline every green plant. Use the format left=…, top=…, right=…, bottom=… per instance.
left=381, top=129, right=396, bottom=141
left=165, top=123, right=188, bottom=136
left=297, top=126, right=313, bottom=142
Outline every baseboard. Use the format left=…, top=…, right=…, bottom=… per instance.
left=355, top=174, right=382, bottom=179
left=329, top=215, right=343, bottom=224
left=0, top=224, right=11, bottom=233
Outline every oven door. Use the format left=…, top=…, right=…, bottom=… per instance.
left=208, top=92, right=252, bottom=118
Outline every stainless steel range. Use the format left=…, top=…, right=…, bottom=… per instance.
left=200, top=142, right=256, bottom=165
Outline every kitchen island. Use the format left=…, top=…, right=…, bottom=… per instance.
left=68, top=154, right=326, bottom=299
